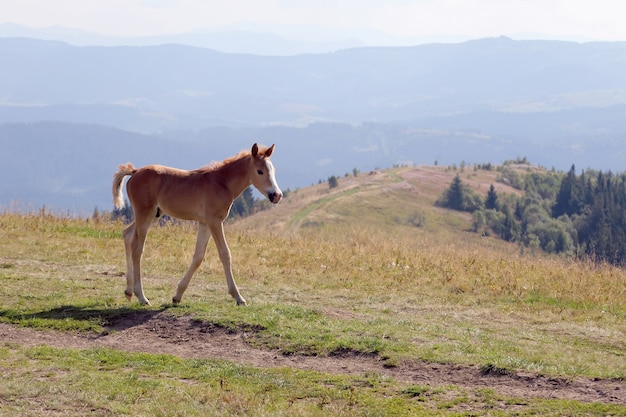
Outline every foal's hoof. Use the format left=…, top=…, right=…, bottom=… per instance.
left=124, top=291, right=133, bottom=301
left=236, top=298, right=247, bottom=306
left=172, top=297, right=181, bottom=305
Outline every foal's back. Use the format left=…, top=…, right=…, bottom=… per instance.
left=127, top=165, right=223, bottom=222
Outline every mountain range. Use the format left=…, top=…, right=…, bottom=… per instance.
left=1, top=33, right=626, bottom=214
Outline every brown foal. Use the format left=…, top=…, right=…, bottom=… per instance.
left=112, top=143, right=282, bottom=306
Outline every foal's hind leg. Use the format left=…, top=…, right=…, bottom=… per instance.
left=122, top=222, right=135, bottom=301
left=128, top=215, right=153, bottom=305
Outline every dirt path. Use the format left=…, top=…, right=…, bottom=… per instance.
left=1, top=311, right=623, bottom=405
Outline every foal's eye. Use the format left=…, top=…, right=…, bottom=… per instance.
left=257, top=170, right=264, bottom=175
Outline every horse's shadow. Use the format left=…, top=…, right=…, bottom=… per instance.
left=0, top=304, right=169, bottom=333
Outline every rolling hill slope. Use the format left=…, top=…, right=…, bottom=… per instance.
left=232, top=163, right=526, bottom=250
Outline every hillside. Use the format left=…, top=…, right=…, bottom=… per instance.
left=232, top=163, right=525, bottom=246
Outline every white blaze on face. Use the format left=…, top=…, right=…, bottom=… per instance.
left=265, top=159, right=282, bottom=203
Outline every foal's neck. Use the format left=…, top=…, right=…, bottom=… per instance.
left=216, top=155, right=252, bottom=200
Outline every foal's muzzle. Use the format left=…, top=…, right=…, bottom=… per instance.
left=268, top=191, right=282, bottom=204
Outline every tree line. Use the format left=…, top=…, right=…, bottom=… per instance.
left=438, top=163, right=626, bottom=266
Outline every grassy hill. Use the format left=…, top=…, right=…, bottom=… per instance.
left=0, top=163, right=624, bottom=415
left=232, top=162, right=623, bottom=316
left=236, top=163, right=523, bottom=242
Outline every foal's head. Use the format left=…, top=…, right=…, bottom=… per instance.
left=250, top=143, right=282, bottom=204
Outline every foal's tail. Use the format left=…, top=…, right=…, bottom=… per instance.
left=112, top=163, right=136, bottom=209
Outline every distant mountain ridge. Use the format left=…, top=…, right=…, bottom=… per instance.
left=2, top=36, right=626, bottom=130
left=2, top=35, right=626, bottom=213
left=0, top=22, right=365, bottom=55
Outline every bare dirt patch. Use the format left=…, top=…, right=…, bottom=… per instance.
left=1, top=311, right=623, bottom=405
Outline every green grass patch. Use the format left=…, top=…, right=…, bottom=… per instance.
left=55, top=224, right=122, bottom=239
left=1, top=344, right=623, bottom=417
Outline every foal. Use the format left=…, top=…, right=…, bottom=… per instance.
left=112, top=143, right=282, bottom=306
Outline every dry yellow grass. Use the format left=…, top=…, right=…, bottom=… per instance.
left=232, top=165, right=624, bottom=311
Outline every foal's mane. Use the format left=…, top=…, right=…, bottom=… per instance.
left=199, top=145, right=271, bottom=172
left=199, top=149, right=251, bottom=172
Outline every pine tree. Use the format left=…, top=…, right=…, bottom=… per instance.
left=485, top=184, right=499, bottom=210
left=446, top=175, right=464, bottom=211
left=113, top=199, right=133, bottom=223
left=437, top=175, right=484, bottom=212
left=553, top=164, right=586, bottom=218
left=230, top=187, right=255, bottom=218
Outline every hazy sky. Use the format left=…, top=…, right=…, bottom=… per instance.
left=1, top=0, right=625, bottom=42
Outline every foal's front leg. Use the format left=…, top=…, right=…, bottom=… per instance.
left=210, top=221, right=247, bottom=305
left=172, top=222, right=212, bottom=304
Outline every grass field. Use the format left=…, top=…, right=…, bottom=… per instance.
left=0, top=165, right=624, bottom=416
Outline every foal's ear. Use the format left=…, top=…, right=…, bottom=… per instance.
left=251, top=143, right=259, bottom=157
left=265, top=144, right=275, bottom=157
